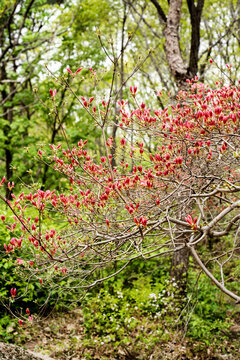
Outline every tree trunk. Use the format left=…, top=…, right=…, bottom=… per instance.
left=1, top=63, right=14, bottom=200
left=111, top=1, right=127, bottom=168
left=150, top=0, right=204, bottom=87
left=164, top=0, right=204, bottom=304
left=170, top=245, right=190, bottom=306
left=164, top=0, right=188, bottom=89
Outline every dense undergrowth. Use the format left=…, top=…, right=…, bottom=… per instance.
left=1, top=246, right=240, bottom=354
left=0, top=202, right=240, bottom=358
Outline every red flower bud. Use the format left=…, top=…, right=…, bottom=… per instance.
left=134, top=217, right=139, bottom=225
left=75, top=67, right=82, bottom=74
left=0, top=176, right=5, bottom=186
left=49, top=88, right=56, bottom=97
left=11, top=288, right=17, bottom=298
left=8, top=182, right=14, bottom=190
left=130, top=86, right=137, bottom=96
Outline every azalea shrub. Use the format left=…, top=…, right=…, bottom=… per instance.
left=0, top=64, right=240, bottom=324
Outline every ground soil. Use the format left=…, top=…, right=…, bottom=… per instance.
left=11, top=308, right=240, bottom=360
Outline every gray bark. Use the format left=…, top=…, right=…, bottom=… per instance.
left=164, top=0, right=188, bottom=89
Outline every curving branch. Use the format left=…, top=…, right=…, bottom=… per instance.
left=149, top=0, right=167, bottom=25
left=189, top=246, right=240, bottom=303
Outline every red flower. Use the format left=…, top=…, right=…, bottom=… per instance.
left=185, top=215, right=198, bottom=230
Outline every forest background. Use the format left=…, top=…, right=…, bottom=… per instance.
left=0, top=0, right=240, bottom=359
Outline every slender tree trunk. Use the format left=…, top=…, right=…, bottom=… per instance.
left=41, top=85, right=70, bottom=187
left=1, top=63, right=13, bottom=200
left=111, top=1, right=127, bottom=168
left=163, top=0, right=204, bottom=304
left=4, top=147, right=13, bottom=200
left=170, top=241, right=190, bottom=306
left=41, top=122, right=58, bottom=187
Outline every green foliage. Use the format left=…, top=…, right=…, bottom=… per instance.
left=0, top=209, right=47, bottom=313
left=186, top=274, right=234, bottom=343
left=0, top=228, right=238, bottom=349
left=82, top=264, right=168, bottom=348
left=0, top=316, right=18, bottom=343
left=81, top=258, right=236, bottom=347
left=0, top=203, right=79, bottom=342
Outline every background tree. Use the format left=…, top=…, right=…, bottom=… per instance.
left=125, top=0, right=240, bottom=89
left=0, top=0, right=116, bottom=195
left=0, top=0, right=69, bottom=198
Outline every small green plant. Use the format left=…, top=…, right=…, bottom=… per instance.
left=186, top=274, right=234, bottom=344
left=83, top=259, right=185, bottom=348
left=81, top=258, right=238, bottom=350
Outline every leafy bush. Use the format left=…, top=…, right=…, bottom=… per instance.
left=0, top=204, right=80, bottom=342
left=82, top=258, right=237, bottom=347
left=186, top=273, right=234, bottom=343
